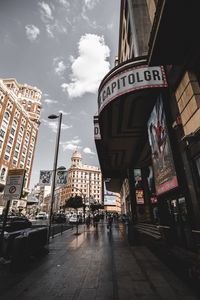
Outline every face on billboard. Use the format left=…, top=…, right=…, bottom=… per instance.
left=147, top=95, right=178, bottom=195
left=56, top=170, right=67, bottom=186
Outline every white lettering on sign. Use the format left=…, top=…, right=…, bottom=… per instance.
left=94, top=122, right=101, bottom=140
left=98, top=65, right=167, bottom=113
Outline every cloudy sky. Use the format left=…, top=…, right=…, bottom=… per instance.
left=0, top=0, right=120, bottom=188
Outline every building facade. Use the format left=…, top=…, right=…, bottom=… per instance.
left=65, top=151, right=102, bottom=207
left=94, top=0, right=200, bottom=250
left=0, top=78, right=42, bottom=210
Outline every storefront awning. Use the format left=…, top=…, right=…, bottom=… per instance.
left=94, top=58, right=167, bottom=192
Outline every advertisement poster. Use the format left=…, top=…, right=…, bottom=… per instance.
left=147, top=96, right=178, bottom=195
left=39, top=170, right=52, bottom=186
left=104, top=183, right=116, bottom=206
left=136, top=190, right=144, bottom=204
left=56, top=170, right=67, bottom=186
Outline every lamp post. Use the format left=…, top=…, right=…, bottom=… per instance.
left=47, top=113, right=62, bottom=242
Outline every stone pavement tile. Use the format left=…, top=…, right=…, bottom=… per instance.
left=118, top=288, right=137, bottom=300
left=131, top=281, right=156, bottom=297
left=75, top=288, right=96, bottom=300
left=96, top=282, right=114, bottom=298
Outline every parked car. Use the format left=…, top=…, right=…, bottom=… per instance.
left=69, top=215, right=83, bottom=224
left=52, top=213, right=66, bottom=223
left=0, top=214, right=32, bottom=232
left=69, top=215, right=78, bottom=224
left=35, top=212, right=48, bottom=220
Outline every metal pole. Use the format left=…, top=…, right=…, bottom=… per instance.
left=0, top=199, right=11, bottom=241
left=83, top=195, right=86, bottom=223
left=48, top=113, right=62, bottom=242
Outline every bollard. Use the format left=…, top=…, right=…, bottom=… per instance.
left=52, top=225, right=54, bottom=239
left=61, top=224, right=63, bottom=235
left=11, top=235, right=28, bottom=270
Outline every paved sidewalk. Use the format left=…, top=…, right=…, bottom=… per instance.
left=0, top=222, right=198, bottom=300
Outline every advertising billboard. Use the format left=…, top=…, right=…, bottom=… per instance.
left=136, top=190, right=144, bottom=204
left=104, top=187, right=116, bottom=206
left=56, top=170, right=67, bottom=186
left=39, top=170, right=52, bottom=186
left=147, top=96, right=178, bottom=195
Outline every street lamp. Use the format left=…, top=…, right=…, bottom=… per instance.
left=47, top=112, right=62, bottom=242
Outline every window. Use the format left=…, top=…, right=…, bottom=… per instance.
left=16, top=142, right=20, bottom=150
left=4, top=111, right=10, bottom=121
left=12, top=119, right=17, bottom=129
left=0, top=168, right=6, bottom=180
left=6, top=145, right=11, bottom=154
left=4, top=154, right=9, bottom=161
left=13, top=159, right=17, bottom=166
left=20, top=126, right=24, bottom=134
left=10, top=128, right=15, bottom=136
left=8, top=136, right=13, bottom=144
left=0, top=140, right=3, bottom=149
left=0, top=129, right=5, bottom=138
left=14, top=151, right=18, bottom=158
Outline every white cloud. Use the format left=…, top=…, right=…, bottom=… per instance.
left=83, top=147, right=95, bottom=155
left=81, top=0, right=101, bottom=28
left=45, top=21, right=67, bottom=38
left=43, top=98, right=58, bottom=104
left=63, top=144, right=80, bottom=151
left=60, top=137, right=81, bottom=151
left=46, top=24, right=54, bottom=38
left=59, top=0, right=70, bottom=9
left=38, top=2, right=54, bottom=21
left=84, top=0, right=99, bottom=10
left=107, top=23, right=114, bottom=30
left=25, top=25, right=40, bottom=41
left=42, top=119, right=72, bottom=133
left=61, top=34, right=110, bottom=98
left=54, top=60, right=66, bottom=77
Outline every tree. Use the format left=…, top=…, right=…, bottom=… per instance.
left=64, top=195, right=83, bottom=235
left=64, top=196, right=83, bottom=210
left=90, top=203, right=104, bottom=213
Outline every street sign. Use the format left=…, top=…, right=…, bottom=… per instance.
left=4, top=169, right=25, bottom=200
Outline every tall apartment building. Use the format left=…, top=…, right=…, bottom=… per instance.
left=0, top=78, right=42, bottom=210
left=64, top=151, right=102, bottom=206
